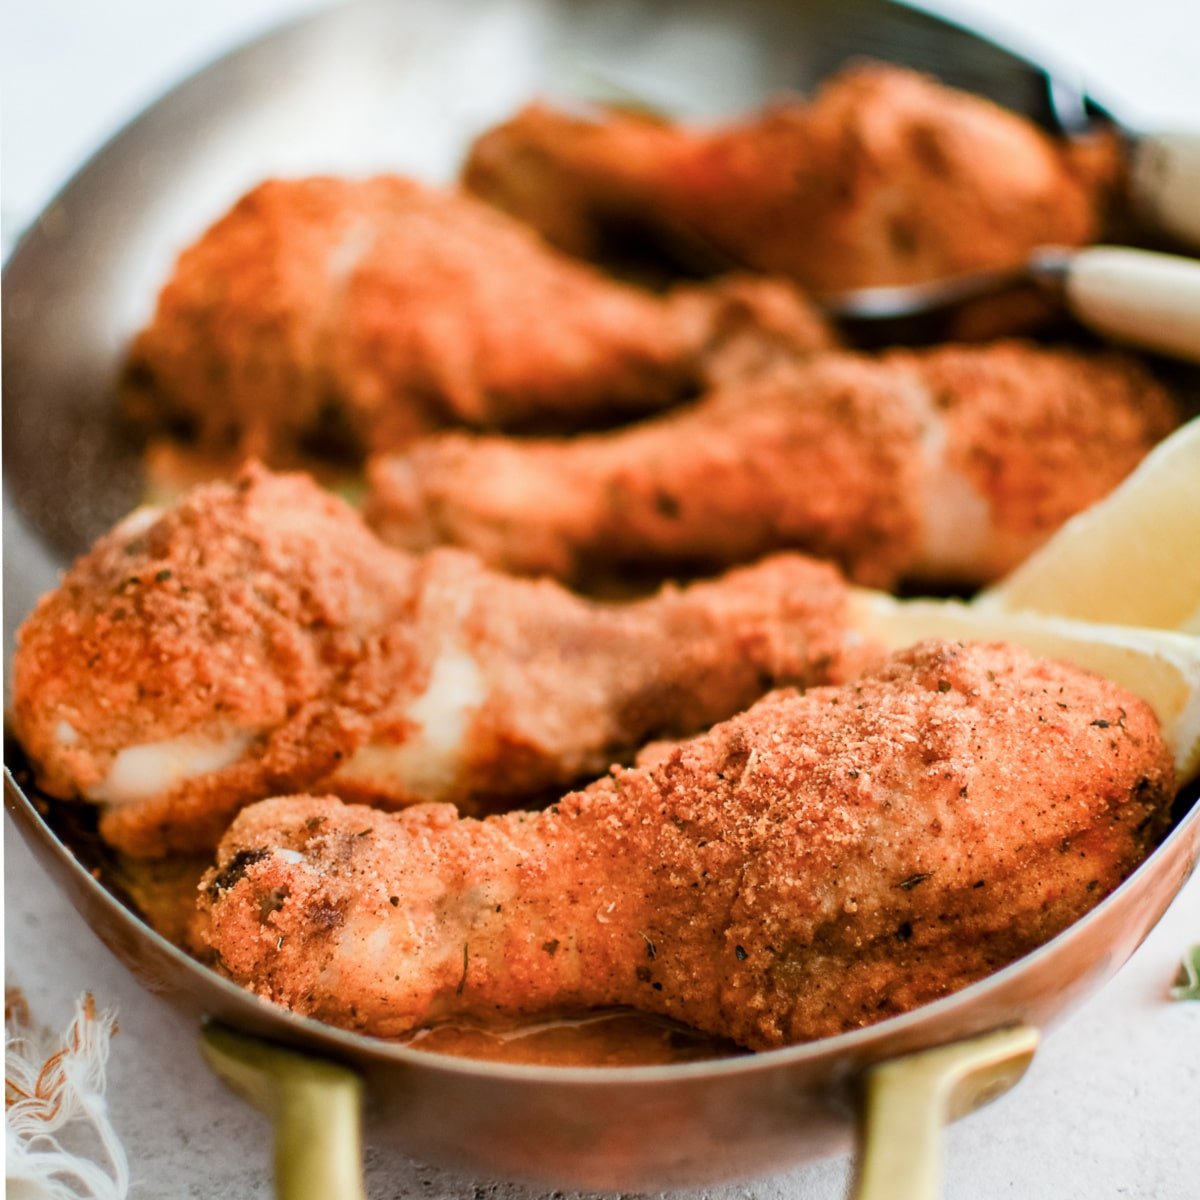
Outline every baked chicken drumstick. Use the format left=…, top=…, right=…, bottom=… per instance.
left=464, top=62, right=1120, bottom=292
left=198, top=640, right=1174, bottom=1048
left=366, top=342, right=1177, bottom=589
left=12, top=466, right=857, bottom=857
left=122, top=176, right=833, bottom=460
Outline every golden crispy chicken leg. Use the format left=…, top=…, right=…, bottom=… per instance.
left=198, top=640, right=1173, bottom=1048
left=12, top=466, right=856, bottom=857
left=122, top=176, right=833, bottom=459
left=464, top=62, right=1121, bottom=292
left=365, top=342, right=1177, bottom=589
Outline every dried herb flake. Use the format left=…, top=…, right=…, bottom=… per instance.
left=456, top=943, right=469, bottom=996
left=1169, top=945, right=1200, bottom=1002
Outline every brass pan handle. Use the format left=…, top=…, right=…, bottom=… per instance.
left=852, top=1025, right=1039, bottom=1200
left=200, top=1024, right=367, bottom=1200
left=197, top=1019, right=1037, bottom=1200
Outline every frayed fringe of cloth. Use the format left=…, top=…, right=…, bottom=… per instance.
left=5, top=990, right=129, bottom=1200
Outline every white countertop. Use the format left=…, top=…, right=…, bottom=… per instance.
left=4, top=2, right=1199, bottom=1197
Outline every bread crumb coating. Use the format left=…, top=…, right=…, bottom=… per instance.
left=366, top=342, right=1176, bottom=588
left=13, top=467, right=857, bottom=856
left=199, top=640, right=1173, bottom=1047
left=464, top=63, right=1122, bottom=290
left=123, top=177, right=833, bottom=459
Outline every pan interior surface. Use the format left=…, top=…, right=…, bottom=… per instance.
left=4, top=0, right=1193, bottom=1189
left=1, top=0, right=1099, bottom=596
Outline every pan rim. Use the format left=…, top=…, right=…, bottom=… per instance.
left=1, top=0, right=1180, bottom=1093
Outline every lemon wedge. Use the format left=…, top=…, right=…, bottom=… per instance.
left=974, top=417, right=1200, bottom=633
left=849, top=590, right=1200, bottom=782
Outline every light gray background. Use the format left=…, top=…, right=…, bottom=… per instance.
left=4, top=1, right=1199, bottom=1197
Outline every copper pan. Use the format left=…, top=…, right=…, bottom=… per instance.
left=4, top=1, right=1198, bottom=1196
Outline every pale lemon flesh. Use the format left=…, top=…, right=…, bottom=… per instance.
left=975, top=417, right=1200, bottom=634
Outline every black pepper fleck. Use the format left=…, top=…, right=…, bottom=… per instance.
left=654, top=491, right=681, bottom=518
left=209, top=848, right=270, bottom=895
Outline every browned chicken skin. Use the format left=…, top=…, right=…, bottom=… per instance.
left=464, top=63, right=1122, bottom=292
left=12, top=466, right=858, bottom=857
left=365, top=342, right=1177, bottom=589
left=198, top=640, right=1173, bottom=1048
left=122, top=176, right=833, bottom=460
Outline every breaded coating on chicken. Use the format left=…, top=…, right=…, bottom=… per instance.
left=121, top=176, right=834, bottom=459
left=464, top=62, right=1122, bottom=292
left=11, top=466, right=858, bottom=858
left=365, top=342, right=1177, bottom=589
left=197, top=640, right=1174, bottom=1048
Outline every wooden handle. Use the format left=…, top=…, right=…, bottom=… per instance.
left=1130, top=133, right=1200, bottom=250
left=852, top=1026, right=1039, bottom=1200
left=1063, top=246, right=1200, bottom=362
left=200, top=1024, right=367, bottom=1200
